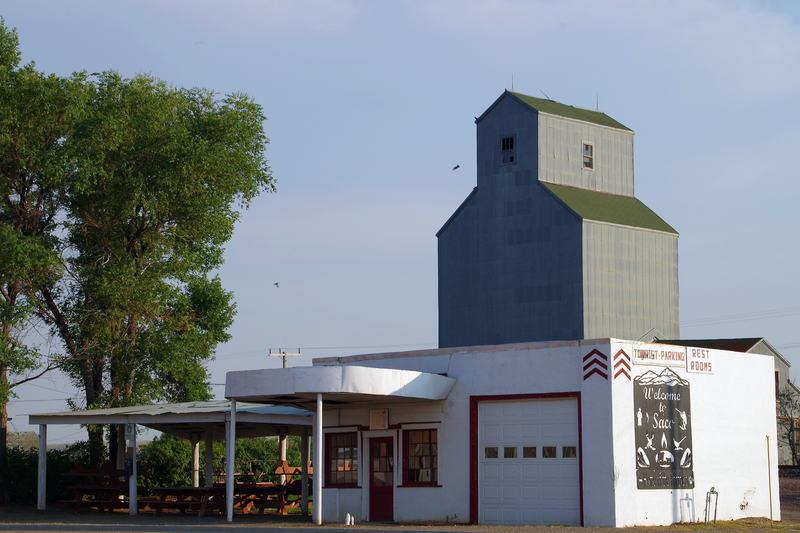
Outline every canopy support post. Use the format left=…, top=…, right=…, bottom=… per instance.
left=313, top=393, right=323, bottom=525
left=279, top=427, right=287, bottom=484
left=129, top=426, right=138, bottom=515
left=37, top=425, right=46, bottom=511
left=226, top=398, right=236, bottom=522
left=301, top=425, right=309, bottom=516
left=191, top=434, right=200, bottom=488
left=205, top=425, right=214, bottom=488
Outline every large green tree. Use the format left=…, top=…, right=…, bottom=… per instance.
left=42, top=71, right=274, bottom=451
left=0, top=19, right=89, bottom=501
left=0, top=20, right=274, bottom=468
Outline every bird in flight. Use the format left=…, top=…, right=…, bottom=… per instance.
left=452, top=165, right=460, bottom=170
left=273, top=282, right=279, bottom=288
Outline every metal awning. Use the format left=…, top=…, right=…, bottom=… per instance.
left=225, top=365, right=458, bottom=408
left=28, top=400, right=311, bottom=440
left=28, top=400, right=314, bottom=520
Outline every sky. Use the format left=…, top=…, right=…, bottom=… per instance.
left=3, top=0, right=800, bottom=443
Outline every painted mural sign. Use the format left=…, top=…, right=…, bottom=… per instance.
left=634, top=367, right=694, bottom=490
left=631, top=344, right=686, bottom=367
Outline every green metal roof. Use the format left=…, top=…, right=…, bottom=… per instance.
left=509, top=91, right=632, bottom=132
left=542, top=182, right=677, bottom=234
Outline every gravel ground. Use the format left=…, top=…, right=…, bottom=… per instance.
left=0, top=478, right=797, bottom=533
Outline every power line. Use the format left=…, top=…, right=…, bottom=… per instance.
left=681, top=306, right=800, bottom=328
left=8, top=398, right=72, bottom=404
left=217, top=342, right=436, bottom=360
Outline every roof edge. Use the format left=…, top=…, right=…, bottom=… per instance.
left=436, top=187, right=478, bottom=237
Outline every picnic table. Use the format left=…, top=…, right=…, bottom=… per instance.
left=62, top=459, right=313, bottom=516
left=60, top=461, right=134, bottom=513
left=150, top=486, right=226, bottom=517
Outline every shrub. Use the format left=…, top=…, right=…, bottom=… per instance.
left=2, top=441, right=108, bottom=504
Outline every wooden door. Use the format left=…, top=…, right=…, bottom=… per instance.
left=369, top=437, right=394, bottom=521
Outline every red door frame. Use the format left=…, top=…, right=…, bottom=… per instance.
left=369, top=436, right=394, bottom=521
left=469, top=392, right=583, bottom=525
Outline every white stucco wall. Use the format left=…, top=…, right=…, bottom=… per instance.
left=609, top=340, right=779, bottom=526
left=284, top=339, right=779, bottom=526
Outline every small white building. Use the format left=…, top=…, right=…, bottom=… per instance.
left=226, top=338, right=780, bottom=527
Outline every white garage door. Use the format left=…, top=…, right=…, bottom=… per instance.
left=478, top=398, right=580, bottom=526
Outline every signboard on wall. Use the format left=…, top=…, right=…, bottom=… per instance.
left=633, top=368, right=694, bottom=490
left=370, top=409, right=388, bottom=430
left=631, top=344, right=686, bottom=367
left=687, top=347, right=715, bottom=374
left=125, top=423, right=136, bottom=443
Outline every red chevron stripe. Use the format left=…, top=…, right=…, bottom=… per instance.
left=583, top=367, right=608, bottom=380
left=614, top=358, right=631, bottom=371
left=614, top=368, right=631, bottom=381
left=583, top=349, right=608, bottom=363
left=583, top=358, right=608, bottom=372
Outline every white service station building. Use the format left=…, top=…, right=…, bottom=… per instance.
left=226, top=337, right=780, bottom=527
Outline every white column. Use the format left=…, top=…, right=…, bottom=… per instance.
left=278, top=427, right=287, bottom=485
left=205, top=425, right=214, bottom=488
left=226, top=398, right=236, bottom=522
left=130, top=426, right=138, bottom=515
left=313, top=393, right=323, bottom=525
left=191, top=434, right=200, bottom=488
left=37, top=425, right=46, bottom=511
left=301, top=426, right=309, bottom=516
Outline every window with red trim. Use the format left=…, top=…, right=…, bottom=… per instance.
left=326, top=432, right=359, bottom=487
left=403, top=429, right=438, bottom=485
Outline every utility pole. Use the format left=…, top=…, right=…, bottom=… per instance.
left=269, top=348, right=301, bottom=368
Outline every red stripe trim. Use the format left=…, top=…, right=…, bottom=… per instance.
left=614, top=368, right=631, bottom=381
left=583, top=368, right=608, bottom=380
left=582, top=349, right=608, bottom=362
left=470, top=392, right=583, bottom=525
left=583, top=359, right=608, bottom=371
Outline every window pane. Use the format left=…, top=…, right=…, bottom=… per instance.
left=327, top=432, right=359, bottom=485
left=523, top=446, right=537, bottom=458
left=405, top=429, right=437, bottom=484
left=504, top=447, right=517, bottom=459
left=563, top=446, right=577, bottom=458
left=542, top=446, right=557, bottom=458
left=485, top=447, right=498, bottom=458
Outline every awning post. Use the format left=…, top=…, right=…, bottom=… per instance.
left=301, top=425, right=309, bottom=516
left=191, top=434, right=200, bottom=488
left=279, top=427, right=287, bottom=485
left=226, top=398, right=236, bottom=522
left=205, top=425, right=214, bottom=488
left=37, top=425, right=46, bottom=510
left=130, top=425, right=138, bottom=515
left=313, top=393, right=322, bottom=525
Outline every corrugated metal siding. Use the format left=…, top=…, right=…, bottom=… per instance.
left=538, top=114, right=635, bottom=196
left=475, top=95, right=538, bottom=191
left=438, top=179, right=584, bottom=348
left=582, top=222, right=679, bottom=340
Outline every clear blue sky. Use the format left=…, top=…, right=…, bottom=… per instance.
left=4, top=0, right=800, bottom=443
